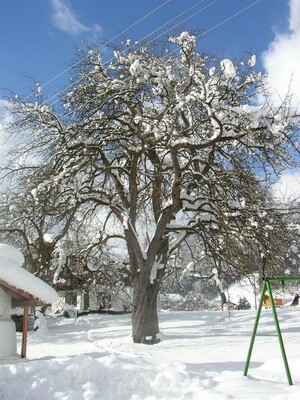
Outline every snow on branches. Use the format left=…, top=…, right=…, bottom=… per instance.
left=1, top=31, right=299, bottom=342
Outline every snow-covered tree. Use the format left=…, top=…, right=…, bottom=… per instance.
left=2, top=33, right=299, bottom=343
left=0, top=165, right=79, bottom=278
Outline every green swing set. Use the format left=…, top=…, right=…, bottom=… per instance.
left=244, top=276, right=300, bottom=386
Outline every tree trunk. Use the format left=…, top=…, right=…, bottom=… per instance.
left=131, top=275, right=160, bottom=344
left=220, top=291, right=227, bottom=310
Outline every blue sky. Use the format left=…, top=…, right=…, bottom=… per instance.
left=0, top=0, right=300, bottom=198
left=0, top=0, right=293, bottom=100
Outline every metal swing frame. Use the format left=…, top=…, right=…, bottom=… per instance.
left=244, top=276, right=300, bottom=386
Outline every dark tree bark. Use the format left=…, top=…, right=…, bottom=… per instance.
left=220, top=291, right=227, bottom=310
left=132, top=275, right=160, bottom=344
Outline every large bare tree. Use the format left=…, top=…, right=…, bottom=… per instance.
left=1, top=33, right=299, bottom=343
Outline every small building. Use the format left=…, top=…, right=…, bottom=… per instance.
left=263, top=294, right=283, bottom=308
left=54, top=256, right=132, bottom=312
left=0, top=243, right=58, bottom=362
left=263, top=293, right=299, bottom=309
left=54, top=256, right=92, bottom=311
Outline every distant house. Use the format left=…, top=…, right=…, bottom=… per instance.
left=263, top=294, right=283, bottom=308
left=54, top=256, right=91, bottom=310
left=53, top=256, right=132, bottom=312
left=263, top=293, right=299, bottom=309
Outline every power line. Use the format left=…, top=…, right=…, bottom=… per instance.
left=52, top=0, right=262, bottom=112
left=199, top=0, right=262, bottom=40
left=21, top=0, right=173, bottom=104
left=133, top=0, right=218, bottom=57
left=57, top=0, right=219, bottom=120
left=46, top=0, right=214, bottom=109
left=166, top=0, right=262, bottom=58
left=59, top=0, right=263, bottom=122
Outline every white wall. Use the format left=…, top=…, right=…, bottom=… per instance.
left=0, top=286, right=17, bottom=359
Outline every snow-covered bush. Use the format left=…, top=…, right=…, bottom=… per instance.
left=235, top=296, right=251, bottom=310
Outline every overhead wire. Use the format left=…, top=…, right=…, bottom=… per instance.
left=48, top=0, right=262, bottom=108
left=59, top=0, right=263, bottom=123
left=20, top=0, right=173, bottom=104
left=45, top=0, right=213, bottom=109
left=54, top=0, right=220, bottom=117
left=198, top=0, right=262, bottom=40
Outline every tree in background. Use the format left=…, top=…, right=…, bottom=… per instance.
left=1, top=33, right=299, bottom=343
left=0, top=165, right=79, bottom=278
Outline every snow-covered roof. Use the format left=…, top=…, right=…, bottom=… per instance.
left=0, top=243, right=58, bottom=305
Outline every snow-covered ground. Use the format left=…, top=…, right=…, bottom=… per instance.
left=1, top=308, right=300, bottom=399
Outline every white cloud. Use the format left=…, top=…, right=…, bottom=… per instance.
left=273, top=170, right=300, bottom=202
left=262, top=0, right=300, bottom=108
left=50, top=0, right=102, bottom=38
left=0, top=99, right=15, bottom=158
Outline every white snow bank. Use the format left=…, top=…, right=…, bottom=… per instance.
left=0, top=309, right=299, bottom=399
left=0, top=243, right=58, bottom=304
left=227, top=275, right=259, bottom=308
left=0, top=243, right=24, bottom=267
